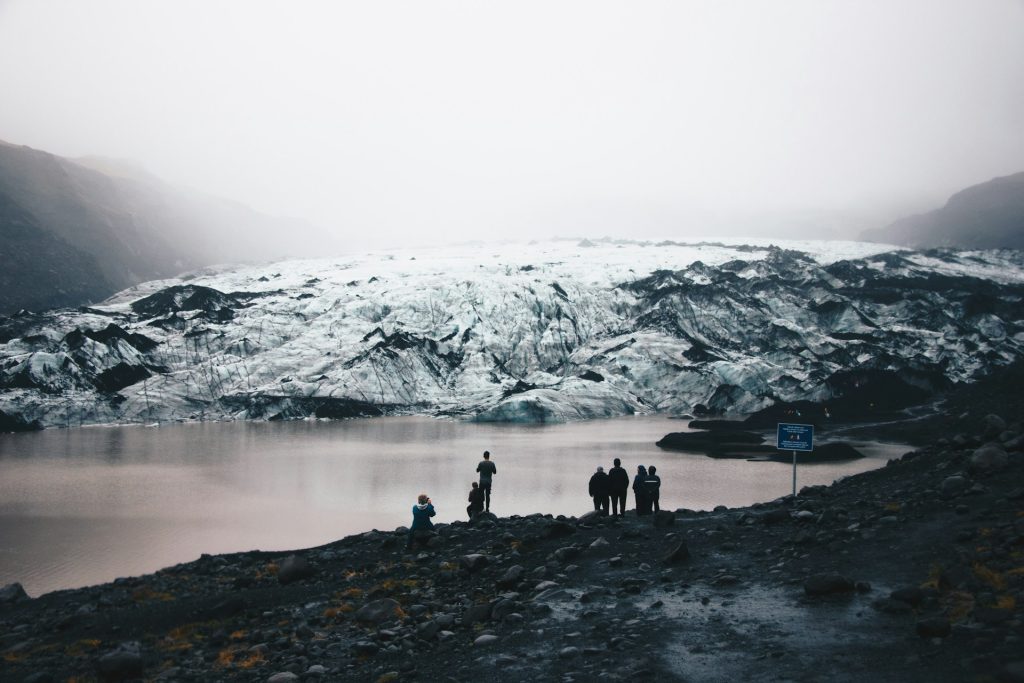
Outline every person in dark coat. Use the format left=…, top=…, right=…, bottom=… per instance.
left=633, top=465, right=650, bottom=515
left=588, top=466, right=610, bottom=513
left=406, top=493, right=436, bottom=549
left=467, top=482, right=485, bottom=520
left=608, top=458, right=629, bottom=516
left=644, top=465, right=662, bottom=513
left=476, top=450, right=497, bottom=511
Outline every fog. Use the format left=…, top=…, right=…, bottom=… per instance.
left=1, top=0, right=1023, bottom=252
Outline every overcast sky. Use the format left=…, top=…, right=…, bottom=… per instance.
left=1, top=0, right=1022, bottom=250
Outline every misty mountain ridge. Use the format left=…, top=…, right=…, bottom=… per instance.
left=0, top=140, right=328, bottom=315
left=863, top=171, right=1024, bottom=249
left=1, top=239, right=1021, bottom=431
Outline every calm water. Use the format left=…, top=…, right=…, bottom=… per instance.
left=0, top=416, right=908, bottom=596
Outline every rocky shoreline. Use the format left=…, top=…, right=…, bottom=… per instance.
left=2, top=404, right=1023, bottom=682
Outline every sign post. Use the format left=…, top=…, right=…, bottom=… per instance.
left=776, top=423, right=814, bottom=497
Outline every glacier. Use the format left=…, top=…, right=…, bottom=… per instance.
left=1, top=239, right=1022, bottom=429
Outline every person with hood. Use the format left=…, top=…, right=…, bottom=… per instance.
left=588, top=466, right=610, bottom=513
left=645, top=465, right=662, bottom=513
left=467, top=482, right=485, bottom=520
left=633, top=465, right=650, bottom=515
left=406, top=493, right=436, bottom=550
left=476, top=450, right=497, bottom=511
left=608, top=458, right=629, bottom=516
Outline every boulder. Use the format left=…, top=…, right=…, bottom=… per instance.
left=940, top=476, right=969, bottom=497
left=544, top=521, right=576, bottom=539
left=416, top=620, right=440, bottom=640
left=653, top=510, right=676, bottom=527
left=662, top=540, right=690, bottom=565
left=459, top=554, right=490, bottom=572
left=354, top=598, right=401, bottom=625
left=983, top=414, right=1007, bottom=436
left=96, top=642, right=144, bottom=682
left=577, top=510, right=605, bottom=524
left=277, top=555, right=315, bottom=585
left=463, top=602, right=492, bottom=625
left=496, top=564, right=525, bottom=589
left=916, top=617, right=951, bottom=638
left=0, top=582, right=29, bottom=604
left=474, top=634, right=499, bottom=646
left=970, top=444, right=1008, bottom=473
left=267, top=674, right=300, bottom=683
left=803, top=574, right=855, bottom=596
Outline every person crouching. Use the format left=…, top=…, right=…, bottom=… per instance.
left=407, top=493, right=436, bottom=550
left=467, top=482, right=485, bottom=520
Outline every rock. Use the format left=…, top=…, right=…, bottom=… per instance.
left=472, top=511, right=498, bottom=524
left=653, top=510, right=676, bottom=527
left=354, top=598, right=401, bottom=625
left=559, top=646, right=581, bottom=658
left=0, top=582, right=29, bottom=603
left=940, top=476, right=969, bottom=497
left=474, top=634, right=500, bottom=646
left=277, top=555, right=315, bottom=585
left=590, top=536, right=610, bottom=549
left=983, top=414, right=1007, bottom=435
left=890, top=587, right=925, bottom=606
left=970, top=444, right=1008, bottom=472
left=491, top=598, right=520, bottom=621
left=553, top=546, right=580, bottom=562
left=915, top=617, right=950, bottom=638
left=577, top=510, right=605, bottom=524
left=761, top=508, right=791, bottom=525
left=96, top=642, right=144, bottom=682
left=351, top=641, right=379, bottom=656
left=662, top=540, right=690, bottom=565
left=794, top=510, right=815, bottom=521
left=544, top=521, right=576, bottom=538
left=460, top=554, right=490, bottom=572
left=305, top=665, right=328, bottom=676
left=267, top=673, right=300, bottom=683
left=1000, top=661, right=1024, bottom=683
left=464, top=602, right=492, bottom=625
left=974, top=607, right=1012, bottom=624
left=417, top=620, right=440, bottom=640
left=22, top=674, right=55, bottom=683
left=497, top=564, right=525, bottom=588
left=803, top=574, right=855, bottom=595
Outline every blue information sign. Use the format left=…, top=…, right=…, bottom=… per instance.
left=777, top=423, right=814, bottom=452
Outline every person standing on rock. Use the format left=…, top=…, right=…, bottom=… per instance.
left=467, top=482, right=485, bottom=520
left=406, top=493, right=436, bottom=550
left=608, top=457, right=629, bottom=516
left=633, top=465, right=650, bottom=515
left=645, top=465, right=662, bottom=513
left=588, top=466, right=610, bottom=513
left=476, top=450, right=497, bottom=511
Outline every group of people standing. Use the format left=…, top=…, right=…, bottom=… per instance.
left=409, top=451, right=664, bottom=549
left=588, top=458, right=661, bottom=515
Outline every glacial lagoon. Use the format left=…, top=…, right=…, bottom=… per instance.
left=0, top=415, right=908, bottom=596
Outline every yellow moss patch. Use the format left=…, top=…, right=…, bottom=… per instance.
left=1007, top=567, right=1024, bottom=576
left=216, top=649, right=236, bottom=667
left=944, top=591, right=976, bottom=622
left=377, top=673, right=400, bottom=683
left=973, top=562, right=1008, bottom=591
left=2, top=651, right=27, bottom=663
left=979, top=527, right=993, bottom=538
left=237, top=650, right=265, bottom=669
left=340, top=587, right=364, bottom=599
left=65, top=639, right=102, bottom=657
left=996, top=594, right=1016, bottom=610
left=882, top=502, right=901, bottom=513
left=229, top=630, right=248, bottom=640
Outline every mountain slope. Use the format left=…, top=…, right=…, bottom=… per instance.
left=863, top=171, right=1024, bottom=249
left=0, top=141, right=321, bottom=314
left=1, top=240, right=1021, bottom=429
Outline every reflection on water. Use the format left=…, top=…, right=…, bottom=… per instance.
left=0, top=416, right=908, bottom=596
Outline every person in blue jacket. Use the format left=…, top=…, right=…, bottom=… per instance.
left=406, top=493, right=436, bottom=550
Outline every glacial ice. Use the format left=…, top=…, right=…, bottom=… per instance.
left=1, top=239, right=1022, bottom=428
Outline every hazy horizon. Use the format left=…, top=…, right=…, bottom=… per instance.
left=2, top=1, right=1023, bottom=252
